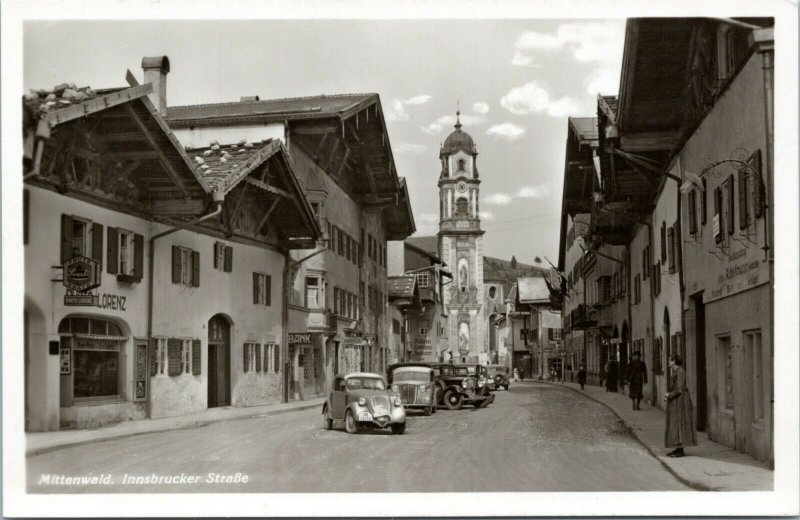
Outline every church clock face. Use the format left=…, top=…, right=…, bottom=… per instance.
left=456, top=181, right=468, bottom=193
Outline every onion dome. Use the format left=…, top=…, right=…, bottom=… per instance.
left=440, top=111, right=478, bottom=157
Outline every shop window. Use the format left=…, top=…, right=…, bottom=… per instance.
left=252, top=272, right=272, bottom=306
left=718, top=336, right=734, bottom=411
left=745, top=330, right=765, bottom=422
left=59, top=317, right=126, bottom=400
left=306, top=276, right=321, bottom=308
left=213, top=242, right=233, bottom=273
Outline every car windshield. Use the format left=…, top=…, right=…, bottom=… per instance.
left=455, top=367, right=470, bottom=376
left=346, top=377, right=385, bottom=390
left=392, top=370, right=430, bottom=382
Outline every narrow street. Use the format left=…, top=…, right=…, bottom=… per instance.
left=28, top=382, right=689, bottom=493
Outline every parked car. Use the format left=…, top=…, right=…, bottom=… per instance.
left=322, top=373, right=406, bottom=434
left=430, top=362, right=495, bottom=410
left=387, top=363, right=439, bottom=416
left=485, top=364, right=510, bottom=391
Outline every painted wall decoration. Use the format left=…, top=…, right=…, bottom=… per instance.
left=458, top=322, right=470, bottom=354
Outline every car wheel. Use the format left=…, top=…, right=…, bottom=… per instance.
left=424, top=406, right=432, bottom=416
left=478, top=398, right=491, bottom=408
left=431, top=404, right=437, bottom=414
left=344, top=409, right=358, bottom=434
left=443, top=389, right=463, bottom=410
left=322, top=406, right=333, bottom=430
left=391, top=422, right=406, bottom=435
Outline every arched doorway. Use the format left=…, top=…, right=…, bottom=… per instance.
left=208, top=314, right=231, bottom=407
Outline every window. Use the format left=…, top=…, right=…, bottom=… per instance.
left=61, top=214, right=102, bottom=265
left=253, top=273, right=271, bottom=305
left=713, top=186, right=724, bottom=244
left=393, top=319, right=401, bottom=335
left=598, top=276, right=611, bottom=303
left=488, top=286, right=497, bottom=299
left=106, top=227, right=144, bottom=281
left=181, top=339, right=192, bottom=374
left=727, top=175, right=735, bottom=236
left=667, top=226, right=676, bottom=273
left=243, top=342, right=259, bottom=373
left=417, top=271, right=430, bottom=288
left=634, top=274, right=641, bottom=304
left=653, top=262, right=661, bottom=296
left=455, top=197, right=469, bottom=216
left=327, top=223, right=334, bottom=250
left=306, top=277, right=321, bottom=308
left=337, top=226, right=344, bottom=256
left=333, top=287, right=340, bottom=315
left=642, top=245, right=650, bottom=280
left=457, top=158, right=466, bottom=172
left=701, top=178, right=708, bottom=225
left=550, top=328, right=563, bottom=341
left=660, top=221, right=667, bottom=262
left=213, top=242, right=233, bottom=273
left=420, top=327, right=429, bottom=335
left=653, top=337, right=663, bottom=375
left=738, top=171, right=750, bottom=229
left=688, top=190, right=698, bottom=235
left=269, top=343, right=280, bottom=373
left=172, top=246, right=199, bottom=287
left=155, top=338, right=168, bottom=375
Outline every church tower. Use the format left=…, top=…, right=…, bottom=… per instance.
left=438, top=112, right=486, bottom=363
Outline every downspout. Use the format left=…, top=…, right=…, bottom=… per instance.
left=146, top=191, right=225, bottom=419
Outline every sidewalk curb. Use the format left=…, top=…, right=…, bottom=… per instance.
left=537, top=380, right=712, bottom=491
left=26, top=401, right=322, bottom=458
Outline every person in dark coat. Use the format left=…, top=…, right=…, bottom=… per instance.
left=627, top=351, right=648, bottom=410
left=577, top=361, right=587, bottom=390
left=605, top=359, right=619, bottom=392
left=663, top=355, right=697, bottom=457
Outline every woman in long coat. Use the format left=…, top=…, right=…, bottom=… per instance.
left=663, top=354, right=697, bottom=457
left=627, top=351, right=648, bottom=410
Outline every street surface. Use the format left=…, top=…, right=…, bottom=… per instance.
left=28, top=382, right=689, bottom=492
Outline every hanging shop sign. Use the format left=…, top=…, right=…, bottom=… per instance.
left=63, top=256, right=101, bottom=292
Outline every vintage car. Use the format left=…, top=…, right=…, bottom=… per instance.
left=387, top=363, right=439, bottom=416
left=485, top=364, right=510, bottom=391
left=430, top=362, right=495, bottom=410
left=321, top=372, right=406, bottom=434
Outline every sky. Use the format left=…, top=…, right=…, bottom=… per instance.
left=23, top=19, right=626, bottom=265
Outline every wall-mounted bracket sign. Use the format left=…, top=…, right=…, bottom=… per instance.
left=63, top=256, right=101, bottom=292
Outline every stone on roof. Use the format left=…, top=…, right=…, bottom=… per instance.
left=187, top=138, right=277, bottom=192
left=388, top=274, right=416, bottom=299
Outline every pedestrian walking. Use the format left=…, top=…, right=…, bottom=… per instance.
left=663, top=354, right=697, bottom=457
left=627, top=351, right=647, bottom=410
left=577, top=362, right=587, bottom=390
left=512, top=367, right=520, bottom=382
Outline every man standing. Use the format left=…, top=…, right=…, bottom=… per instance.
left=627, top=351, right=648, bottom=410
left=577, top=361, right=587, bottom=390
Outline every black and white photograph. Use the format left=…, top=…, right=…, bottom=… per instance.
left=3, top=0, right=798, bottom=517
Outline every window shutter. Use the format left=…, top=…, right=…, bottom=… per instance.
left=255, top=344, right=262, bottom=372
left=167, top=338, right=182, bottom=376
left=192, top=339, right=201, bottom=375
left=713, top=187, right=723, bottom=244
left=213, top=242, right=220, bottom=269
left=738, top=173, right=748, bottom=229
left=253, top=273, right=260, bottom=304
left=224, top=246, right=233, bottom=273
left=133, top=234, right=144, bottom=281
left=701, top=178, right=708, bottom=224
left=191, top=250, right=200, bottom=287
left=107, top=227, right=119, bottom=274
left=727, top=175, right=735, bottom=236
left=60, top=214, right=73, bottom=263
left=265, top=275, right=272, bottom=306
left=660, top=222, right=667, bottom=262
left=23, top=189, right=30, bottom=245
left=273, top=345, right=280, bottom=373
left=149, top=338, right=158, bottom=377
left=243, top=344, right=250, bottom=373
left=92, top=222, right=103, bottom=266
left=667, top=226, right=675, bottom=273
left=688, top=190, right=697, bottom=235
left=750, top=150, right=764, bottom=218
left=172, top=246, right=181, bottom=283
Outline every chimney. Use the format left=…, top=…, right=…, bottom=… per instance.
left=141, top=56, right=170, bottom=115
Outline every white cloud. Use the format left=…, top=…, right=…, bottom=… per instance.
left=479, top=211, right=495, bottom=221
left=405, top=95, right=432, bottom=105
left=383, top=94, right=432, bottom=121
left=394, top=143, right=427, bottom=154
left=421, top=114, right=488, bottom=135
left=583, top=66, right=620, bottom=96
left=484, top=193, right=513, bottom=206
left=500, top=81, right=591, bottom=117
left=486, top=123, right=526, bottom=141
left=511, top=21, right=625, bottom=69
left=472, top=102, right=490, bottom=115
left=517, top=185, right=550, bottom=199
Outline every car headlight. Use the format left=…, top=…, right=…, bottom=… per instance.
left=391, top=384, right=400, bottom=393
left=477, top=379, right=484, bottom=387
left=358, top=397, right=367, bottom=406
left=394, top=397, right=402, bottom=407
left=462, top=377, right=475, bottom=389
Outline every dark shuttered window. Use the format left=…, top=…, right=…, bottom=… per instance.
left=133, top=234, right=144, bottom=281
left=92, top=222, right=103, bottom=267
left=255, top=344, right=262, bottom=372
left=738, top=172, right=749, bottom=229
left=167, top=338, right=182, bottom=376
left=61, top=214, right=73, bottom=264
left=191, top=250, right=200, bottom=287
left=192, top=339, right=201, bottom=375
left=688, top=190, right=698, bottom=235
left=727, top=175, right=735, bottom=236
left=107, top=227, right=119, bottom=274
left=224, top=246, right=233, bottom=273
left=172, top=245, right=182, bottom=283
